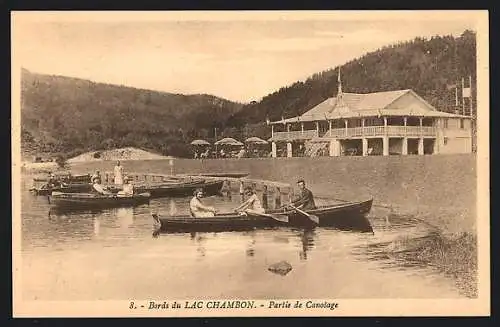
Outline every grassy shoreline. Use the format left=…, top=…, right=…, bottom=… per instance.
left=380, top=229, right=477, bottom=298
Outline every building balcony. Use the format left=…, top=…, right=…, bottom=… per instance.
left=270, top=130, right=319, bottom=142
left=327, top=126, right=437, bottom=138
left=271, top=126, right=438, bottom=142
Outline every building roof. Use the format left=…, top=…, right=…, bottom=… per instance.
left=270, top=89, right=469, bottom=124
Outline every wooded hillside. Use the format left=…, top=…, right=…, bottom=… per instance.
left=21, top=69, right=243, bottom=158
left=20, top=30, right=476, bottom=158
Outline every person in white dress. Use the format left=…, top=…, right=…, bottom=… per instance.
left=117, top=176, right=134, bottom=197
left=189, top=188, right=217, bottom=217
left=114, top=161, right=124, bottom=185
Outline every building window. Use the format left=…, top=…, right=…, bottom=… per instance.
left=444, top=137, right=448, bottom=145
left=460, top=119, right=465, bottom=129
left=443, top=119, right=448, bottom=129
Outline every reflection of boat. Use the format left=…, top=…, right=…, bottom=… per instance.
left=30, top=183, right=93, bottom=196
left=49, top=192, right=151, bottom=210
left=109, top=180, right=224, bottom=198
left=152, top=199, right=373, bottom=233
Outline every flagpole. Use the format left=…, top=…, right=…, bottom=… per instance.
left=462, top=77, right=465, bottom=115
left=469, top=75, right=473, bottom=117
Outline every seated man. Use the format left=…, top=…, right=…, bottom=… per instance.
left=117, top=176, right=134, bottom=197
left=290, top=179, right=316, bottom=210
left=189, top=188, right=217, bottom=217
left=91, top=170, right=102, bottom=184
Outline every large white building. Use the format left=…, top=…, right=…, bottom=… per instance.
left=268, top=77, right=473, bottom=157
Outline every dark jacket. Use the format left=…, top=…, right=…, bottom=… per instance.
left=291, top=188, right=316, bottom=210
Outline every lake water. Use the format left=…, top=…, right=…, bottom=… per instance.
left=19, top=173, right=464, bottom=301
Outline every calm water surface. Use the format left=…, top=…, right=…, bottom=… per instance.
left=20, top=174, right=463, bottom=300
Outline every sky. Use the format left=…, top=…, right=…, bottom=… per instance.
left=12, top=11, right=480, bottom=103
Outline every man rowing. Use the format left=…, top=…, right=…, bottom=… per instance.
left=290, top=179, right=316, bottom=210
left=190, top=188, right=217, bottom=217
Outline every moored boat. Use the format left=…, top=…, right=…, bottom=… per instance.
left=195, top=172, right=249, bottom=178
left=33, top=173, right=91, bottom=183
left=49, top=191, right=151, bottom=210
left=30, top=183, right=93, bottom=196
left=109, top=180, right=224, bottom=198
left=152, top=199, right=373, bottom=233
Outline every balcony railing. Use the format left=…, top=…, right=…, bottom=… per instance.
left=328, top=126, right=437, bottom=137
left=272, top=126, right=437, bottom=141
left=271, top=130, right=319, bottom=141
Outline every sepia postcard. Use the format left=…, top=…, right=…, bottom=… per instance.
left=11, top=10, right=490, bottom=317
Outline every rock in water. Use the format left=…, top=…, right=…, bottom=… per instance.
left=268, top=260, right=292, bottom=276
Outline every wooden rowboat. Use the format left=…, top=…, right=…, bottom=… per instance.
left=32, top=179, right=223, bottom=199
left=152, top=199, right=373, bottom=233
left=30, top=183, right=93, bottom=196
left=33, top=173, right=91, bottom=183
left=195, top=172, right=249, bottom=178
left=107, top=180, right=224, bottom=198
left=49, top=191, right=151, bottom=210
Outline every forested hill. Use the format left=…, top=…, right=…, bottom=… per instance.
left=227, top=30, right=476, bottom=127
left=21, top=69, right=243, bottom=158
left=21, top=30, right=476, bottom=159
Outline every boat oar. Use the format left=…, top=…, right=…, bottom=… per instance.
left=244, top=211, right=289, bottom=223
left=287, top=204, right=319, bottom=225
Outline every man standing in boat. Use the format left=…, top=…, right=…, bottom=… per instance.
left=290, top=179, right=316, bottom=210
left=190, top=188, right=217, bottom=217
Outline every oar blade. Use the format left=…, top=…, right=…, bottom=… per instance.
left=309, top=214, right=320, bottom=225
left=270, top=214, right=289, bottom=223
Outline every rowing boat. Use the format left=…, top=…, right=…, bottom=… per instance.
left=31, top=179, right=223, bottom=198
left=152, top=199, right=373, bottom=233
left=107, top=180, right=224, bottom=198
left=194, top=172, right=249, bottom=178
left=33, top=173, right=91, bottom=183
left=49, top=191, right=151, bottom=209
left=30, top=183, right=93, bottom=196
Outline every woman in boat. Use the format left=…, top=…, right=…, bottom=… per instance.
left=114, top=161, right=124, bottom=185
left=92, top=176, right=112, bottom=195
left=234, top=186, right=266, bottom=215
left=91, top=170, right=102, bottom=184
left=189, top=188, right=217, bottom=217
left=117, top=176, right=134, bottom=197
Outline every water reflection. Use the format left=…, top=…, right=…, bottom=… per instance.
left=94, top=216, right=100, bottom=236
left=114, top=207, right=134, bottom=229
left=299, top=229, right=316, bottom=260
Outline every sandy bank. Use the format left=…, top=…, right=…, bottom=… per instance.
left=67, top=147, right=173, bottom=163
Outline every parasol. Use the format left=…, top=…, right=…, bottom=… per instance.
left=214, top=137, right=244, bottom=146
left=190, top=139, right=211, bottom=146
left=245, top=136, right=268, bottom=145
